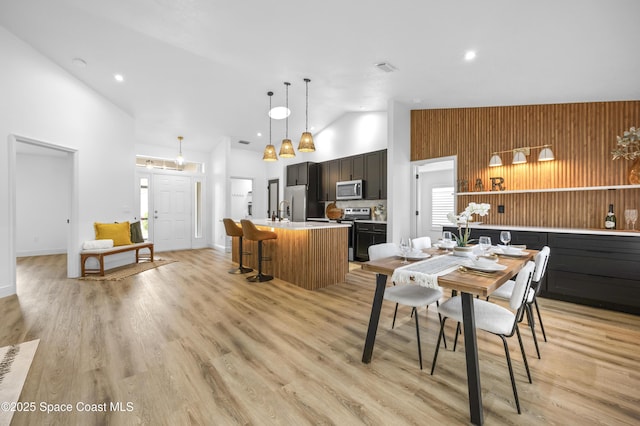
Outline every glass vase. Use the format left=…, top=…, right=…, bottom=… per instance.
left=629, top=158, right=640, bottom=185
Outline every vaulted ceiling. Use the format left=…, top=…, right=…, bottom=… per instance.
left=1, top=0, right=639, bottom=153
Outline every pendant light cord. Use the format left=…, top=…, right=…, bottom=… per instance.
left=268, top=91, right=273, bottom=144
left=304, top=78, right=310, bottom=132
left=284, top=82, right=290, bottom=139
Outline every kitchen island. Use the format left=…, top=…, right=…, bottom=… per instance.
left=231, top=220, right=351, bottom=290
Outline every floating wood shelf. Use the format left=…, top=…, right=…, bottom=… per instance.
left=457, top=184, right=640, bottom=196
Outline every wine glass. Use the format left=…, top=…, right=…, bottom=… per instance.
left=500, top=231, right=511, bottom=246
left=442, top=231, right=453, bottom=250
left=624, top=209, right=633, bottom=229
left=478, top=236, right=491, bottom=255
left=399, top=237, right=410, bottom=264
left=629, top=209, right=638, bottom=230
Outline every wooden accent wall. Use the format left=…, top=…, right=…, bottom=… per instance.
left=411, top=101, right=640, bottom=229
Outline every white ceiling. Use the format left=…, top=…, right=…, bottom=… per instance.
left=1, top=0, right=639, bottom=154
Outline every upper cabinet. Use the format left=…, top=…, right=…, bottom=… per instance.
left=286, top=162, right=312, bottom=186
left=316, top=149, right=387, bottom=202
left=340, top=155, right=364, bottom=181
left=318, top=160, right=340, bottom=201
left=364, top=149, right=387, bottom=200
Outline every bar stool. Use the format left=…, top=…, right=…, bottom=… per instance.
left=241, top=219, right=277, bottom=282
left=223, top=218, right=253, bottom=274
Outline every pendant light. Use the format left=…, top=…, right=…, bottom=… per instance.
left=262, top=91, right=278, bottom=161
left=279, top=82, right=296, bottom=158
left=298, top=78, right=316, bottom=152
left=176, top=136, right=184, bottom=166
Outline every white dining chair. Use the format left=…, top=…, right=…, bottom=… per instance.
left=489, top=247, right=550, bottom=359
left=411, top=236, right=432, bottom=250
left=431, top=261, right=535, bottom=414
left=368, top=242, right=443, bottom=370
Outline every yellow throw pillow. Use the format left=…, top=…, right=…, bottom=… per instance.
left=94, top=222, right=132, bottom=246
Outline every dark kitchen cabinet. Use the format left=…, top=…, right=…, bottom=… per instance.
left=319, top=159, right=340, bottom=201
left=355, top=222, right=387, bottom=261
left=545, top=233, right=640, bottom=314
left=364, top=149, right=387, bottom=200
left=286, top=162, right=315, bottom=187
left=340, top=155, right=364, bottom=181
left=443, top=226, right=640, bottom=314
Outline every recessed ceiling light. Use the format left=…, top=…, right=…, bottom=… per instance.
left=257, top=132, right=262, bottom=137
left=464, top=51, right=477, bottom=61
left=114, top=74, right=124, bottom=82
left=269, top=106, right=290, bottom=120
left=72, top=58, right=87, bottom=68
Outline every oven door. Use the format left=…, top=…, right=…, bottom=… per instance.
left=338, top=219, right=355, bottom=261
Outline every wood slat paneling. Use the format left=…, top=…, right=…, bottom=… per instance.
left=411, top=101, right=640, bottom=228
left=232, top=226, right=349, bottom=290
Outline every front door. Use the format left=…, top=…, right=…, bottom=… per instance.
left=153, top=174, right=192, bottom=252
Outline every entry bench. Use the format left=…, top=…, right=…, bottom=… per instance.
left=81, top=242, right=154, bottom=277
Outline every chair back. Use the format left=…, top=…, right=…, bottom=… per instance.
left=532, top=246, right=550, bottom=283
left=509, top=261, right=535, bottom=311
left=240, top=219, right=259, bottom=240
left=223, top=218, right=243, bottom=237
left=412, top=236, right=432, bottom=250
left=368, top=242, right=398, bottom=261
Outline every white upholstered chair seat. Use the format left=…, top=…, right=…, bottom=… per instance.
left=384, top=285, right=442, bottom=307
left=436, top=296, right=515, bottom=336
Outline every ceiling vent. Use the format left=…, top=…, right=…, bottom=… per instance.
left=374, top=62, right=397, bottom=73
left=238, top=140, right=251, bottom=145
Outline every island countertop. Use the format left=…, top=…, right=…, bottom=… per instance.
left=248, top=219, right=351, bottom=230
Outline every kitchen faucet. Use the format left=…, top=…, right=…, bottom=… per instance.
left=278, top=200, right=290, bottom=221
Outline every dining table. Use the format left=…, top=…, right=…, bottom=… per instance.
left=361, top=247, right=536, bottom=426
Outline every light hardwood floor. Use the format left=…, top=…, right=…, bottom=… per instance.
left=2, top=249, right=639, bottom=425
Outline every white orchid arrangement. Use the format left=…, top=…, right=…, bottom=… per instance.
left=611, top=126, right=640, bottom=161
left=447, top=202, right=491, bottom=247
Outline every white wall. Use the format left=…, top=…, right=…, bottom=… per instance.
left=309, top=111, right=387, bottom=162
left=0, top=25, right=136, bottom=297
left=211, top=138, right=229, bottom=250
left=387, top=100, right=412, bottom=244
left=16, top=152, right=70, bottom=256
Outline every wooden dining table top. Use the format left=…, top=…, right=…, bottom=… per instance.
left=361, top=248, right=536, bottom=298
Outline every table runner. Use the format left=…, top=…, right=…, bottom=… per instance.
left=391, top=254, right=468, bottom=289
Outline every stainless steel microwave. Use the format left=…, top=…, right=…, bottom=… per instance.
left=336, top=179, right=363, bottom=200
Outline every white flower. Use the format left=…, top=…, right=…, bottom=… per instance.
left=448, top=203, right=491, bottom=246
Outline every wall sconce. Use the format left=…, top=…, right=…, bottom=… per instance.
left=489, top=144, right=555, bottom=166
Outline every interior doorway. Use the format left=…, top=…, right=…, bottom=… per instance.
left=230, top=178, right=253, bottom=219
left=411, top=157, right=456, bottom=243
left=8, top=135, right=78, bottom=293
left=267, top=179, right=279, bottom=220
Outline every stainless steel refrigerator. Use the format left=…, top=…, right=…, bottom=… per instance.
left=284, top=185, right=321, bottom=222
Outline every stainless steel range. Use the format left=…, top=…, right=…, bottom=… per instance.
left=341, top=207, right=370, bottom=261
